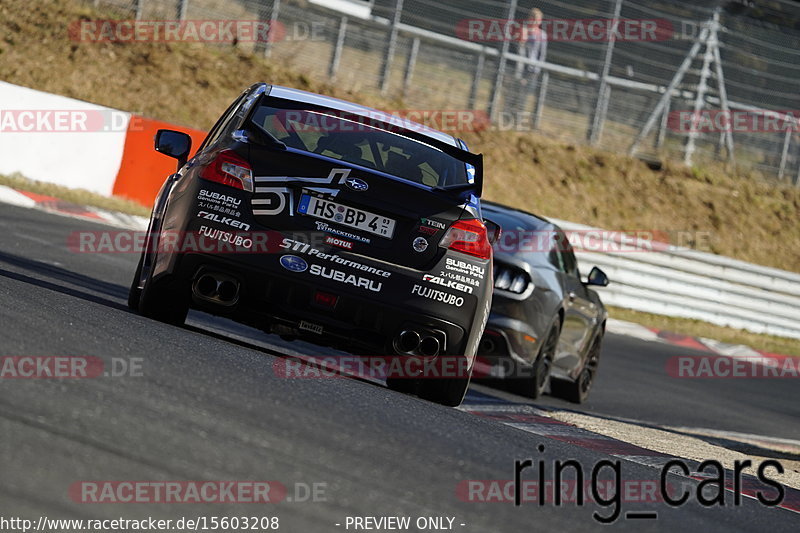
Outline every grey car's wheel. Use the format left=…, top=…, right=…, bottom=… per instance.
left=551, top=335, right=601, bottom=404
left=510, top=321, right=560, bottom=399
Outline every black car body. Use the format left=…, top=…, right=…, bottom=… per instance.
left=128, top=83, right=494, bottom=406
left=475, top=202, right=609, bottom=403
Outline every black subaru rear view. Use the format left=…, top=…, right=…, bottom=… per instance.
left=128, top=83, right=493, bottom=406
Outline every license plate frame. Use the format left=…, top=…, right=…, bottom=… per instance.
left=297, top=194, right=396, bottom=239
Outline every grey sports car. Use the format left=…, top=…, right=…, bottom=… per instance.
left=475, top=202, right=609, bottom=403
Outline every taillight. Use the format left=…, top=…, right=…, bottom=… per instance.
left=440, top=218, right=492, bottom=259
left=199, top=150, right=253, bottom=191
left=493, top=263, right=531, bottom=294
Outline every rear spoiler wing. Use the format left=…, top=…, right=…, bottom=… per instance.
left=241, top=84, right=485, bottom=197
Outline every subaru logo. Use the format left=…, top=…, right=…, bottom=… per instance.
left=279, top=255, right=308, bottom=273
left=345, top=177, right=369, bottom=191
left=412, top=237, right=429, bottom=253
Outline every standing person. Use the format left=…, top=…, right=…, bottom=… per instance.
left=506, top=7, right=548, bottom=118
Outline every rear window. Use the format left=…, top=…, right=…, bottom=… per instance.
left=250, top=99, right=470, bottom=188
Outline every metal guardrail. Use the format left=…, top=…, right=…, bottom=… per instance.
left=551, top=218, right=800, bottom=340
left=88, top=0, right=800, bottom=184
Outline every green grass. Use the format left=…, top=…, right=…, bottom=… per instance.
left=609, top=306, right=800, bottom=358
left=0, top=173, right=150, bottom=217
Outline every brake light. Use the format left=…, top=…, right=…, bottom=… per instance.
left=199, top=150, right=253, bottom=191
left=440, top=218, right=492, bottom=259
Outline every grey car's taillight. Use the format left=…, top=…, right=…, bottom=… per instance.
left=493, top=263, right=531, bottom=294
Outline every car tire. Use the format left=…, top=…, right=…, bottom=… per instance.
left=127, top=253, right=144, bottom=311
left=136, top=229, right=189, bottom=327
left=550, top=335, right=601, bottom=404
left=417, top=376, right=471, bottom=407
left=128, top=207, right=161, bottom=312
left=386, top=376, right=419, bottom=395
left=510, top=321, right=560, bottom=399
left=138, top=271, right=189, bottom=326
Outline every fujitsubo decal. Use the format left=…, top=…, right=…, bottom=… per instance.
left=197, top=211, right=251, bottom=230
left=411, top=284, right=464, bottom=307
left=310, top=265, right=383, bottom=292
left=252, top=168, right=354, bottom=216
left=198, top=226, right=252, bottom=248
left=315, top=221, right=371, bottom=244
left=445, top=257, right=485, bottom=279
left=280, top=255, right=309, bottom=272
left=422, top=274, right=474, bottom=294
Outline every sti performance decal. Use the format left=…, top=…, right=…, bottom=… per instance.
left=279, top=238, right=391, bottom=278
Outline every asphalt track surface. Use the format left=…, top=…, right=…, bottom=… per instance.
left=0, top=204, right=797, bottom=531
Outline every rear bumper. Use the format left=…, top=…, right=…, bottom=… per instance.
left=150, top=176, right=492, bottom=362
left=173, top=252, right=471, bottom=356
left=478, top=313, right=540, bottom=364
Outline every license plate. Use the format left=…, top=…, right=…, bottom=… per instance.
left=297, top=194, right=396, bottom=239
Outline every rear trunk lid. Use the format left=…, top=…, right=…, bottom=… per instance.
left=246, top=146, right=472, bottom=270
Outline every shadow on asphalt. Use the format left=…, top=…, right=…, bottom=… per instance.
left=0, top=250, right=129, bottom=311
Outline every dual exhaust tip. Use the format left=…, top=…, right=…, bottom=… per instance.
left=193, top=273, right=240, bottom=306
left=396, top=329, right=441, bottom=357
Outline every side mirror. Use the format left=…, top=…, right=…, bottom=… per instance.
left=585, top=266, right=609, bottom=287
left=155, top=129, right=192, bottom=169
left=484, top=219, right=502, bottom=245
